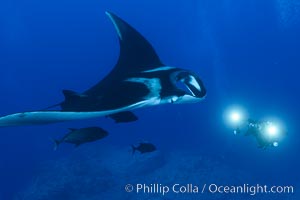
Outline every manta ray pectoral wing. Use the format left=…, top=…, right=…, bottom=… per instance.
left=105, top=11, right=164, bottom=73
left=83, top=11, right=165, bottom=97
left=0, top=100, right=151, bottom=127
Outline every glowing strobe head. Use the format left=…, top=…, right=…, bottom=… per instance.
left=266, top=124, right=278, bottom=137
left=262, top=121, right=284, bottom=146
left=225, top=106, right=246, bottom=127
left=230, top=111, right=242, bottom=123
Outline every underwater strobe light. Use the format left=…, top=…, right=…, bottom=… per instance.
left=230, top=111, right=242, bottom=124
left=262, top=121, right=282, bottom=147
left=225, top=106, right=247, bottom=127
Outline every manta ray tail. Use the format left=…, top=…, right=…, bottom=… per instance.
left=39, top=89, right=81, bottom=111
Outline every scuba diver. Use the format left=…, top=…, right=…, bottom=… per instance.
left=233, top=118, right=284, bottom=149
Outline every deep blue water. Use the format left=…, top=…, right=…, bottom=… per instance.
left=0, top=0, right=299, bottom=199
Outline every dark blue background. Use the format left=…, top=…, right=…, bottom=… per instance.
left=0, top=0, right=299, bottom=199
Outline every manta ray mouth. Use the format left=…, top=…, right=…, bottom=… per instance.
left=175, top=71, right=206, bottom=99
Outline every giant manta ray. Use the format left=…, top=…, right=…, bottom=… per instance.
left=0, top=12, right=206, bottom=127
